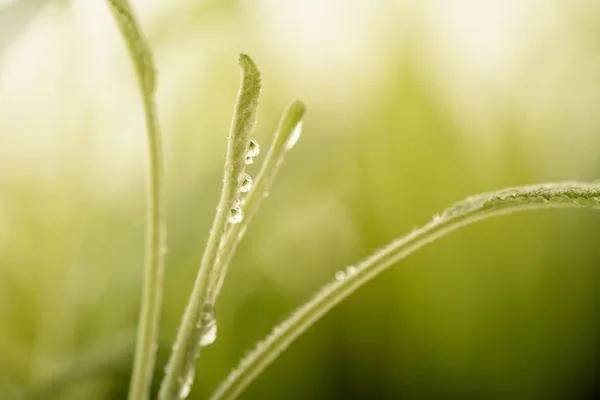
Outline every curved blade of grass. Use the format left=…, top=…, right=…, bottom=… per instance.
left=106, top=2, right=165, bottom=400
left=206, top=100, right=307, bottom=304
left=209, top=181, right=600, bottom=400
left=158, top=54, right=261, bottom=400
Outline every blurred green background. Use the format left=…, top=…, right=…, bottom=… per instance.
left=2, top=0, right=600, bottom=399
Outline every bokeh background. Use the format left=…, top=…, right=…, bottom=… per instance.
left=2, top=0, right=600, bottom=399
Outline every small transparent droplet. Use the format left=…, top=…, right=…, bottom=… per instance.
left=228, top=206, right=243, bottom=224
left=433, top=214, right=441, bottom=221
left=198, top=304, right=217, bottom=347
left=247, top=139, right=260, bottom=157
left=245, top=156, right=254, bottom=165
left=239, top=173, right=253, bottom=193
left=284, top=121, right=303, bottom=151
left=575, top=197, right=597, bottom=208
left=346, top=265, right=357, bottom=276
left=200, top=319, right=217, bottom=346
left=334, top=270, right=346, bottom=281
left=178, top=368, right=194, bottom=399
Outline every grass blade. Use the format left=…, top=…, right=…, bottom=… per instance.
left=206, top=100, right=307, bottom=304
left=209, top=181, right=600, bottom=400
left=158, top=54, right=261, bottom=400
left=105, top=1, right=166, bottom=399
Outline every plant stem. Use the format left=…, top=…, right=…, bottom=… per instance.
left=206, top=101, right=306, bottom=303
left=158, top=54, right=261, bottom=400
left=209, top=181, right=600, bottom=400
left=105, top=2, right=166, bottom=399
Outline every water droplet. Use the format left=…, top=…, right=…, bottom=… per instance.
left=433, top=214, right=441, bottom=221
left=245, top=156, right=254, bottom=165
left=575, top=197, right=597, bottom=208
left=334, top=270, right=346, bottom=281
left=178, top=368, right=194, bottom=399
left=284, top=121, right=303, bottom=150
left=239, top=173, right=253, bottom=193
left=346, top=265, right=357, bottom=276
left=200, top=320, right=217, bottom=346
left=198, top=304, right=217, bottom=346
left=228, top=206, right=243, bottom=224
left=247, top=140, right=260, bottom=157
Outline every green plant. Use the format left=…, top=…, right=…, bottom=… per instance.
left=103, top=2, right=600, bottom=400
left=157, top=52, right=261, bottom=400
left=106, top=1, right=166, bottom=400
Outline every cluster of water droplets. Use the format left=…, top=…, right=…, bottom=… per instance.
left=334, top=265, right=358, bottom=282
left=245, top=139, right=260, bottom=165
left=228, top=140, right=261, bottom=225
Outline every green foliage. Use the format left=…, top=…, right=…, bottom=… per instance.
left=105, top=1, right=166, bottom=399
left=8, top=2, right=598, bottom=400
left=107, top=2, right=600, bottom=399
left=207, top=100, right=306, bottom=305
left=209, top=182, right=600, bottom=399
left=158, top=53, right=262, bottom=400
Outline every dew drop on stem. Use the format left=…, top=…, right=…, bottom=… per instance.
left=575, top=197, right=597, bottom=208
left=239, top=173, right=253, bottom=193
left=228, top=206, right=243, bottom=224
left=198, top=303, right=218, bottom=347
left=285, top=121, right=303, bottom=151
left=247, top=139, right=260, bottom=157
left=178, top=368, right=194, bottom=399
left=199, top=319, right=217, bottom=346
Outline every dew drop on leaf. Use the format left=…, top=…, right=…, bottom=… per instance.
left=228, top=206, right=243, bottom=224
left=198, top=303, right=218, bottom=347
left=199, top=319, right=217, bottom=346
left=284, top=121, right=303, bottom=151
left=178, top=368, right=194, bottom=399
left=575, top=197, right=597, bottom=208
left=247, top=139, right=260, bottom=157
left=239, top=173, right=253, bottom=193
left=334, top=270, right=346, bottom=281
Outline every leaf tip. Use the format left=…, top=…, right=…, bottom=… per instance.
left=289, top=100, right=307, bottom=120
left=238, top=53, right=259, bottom=75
